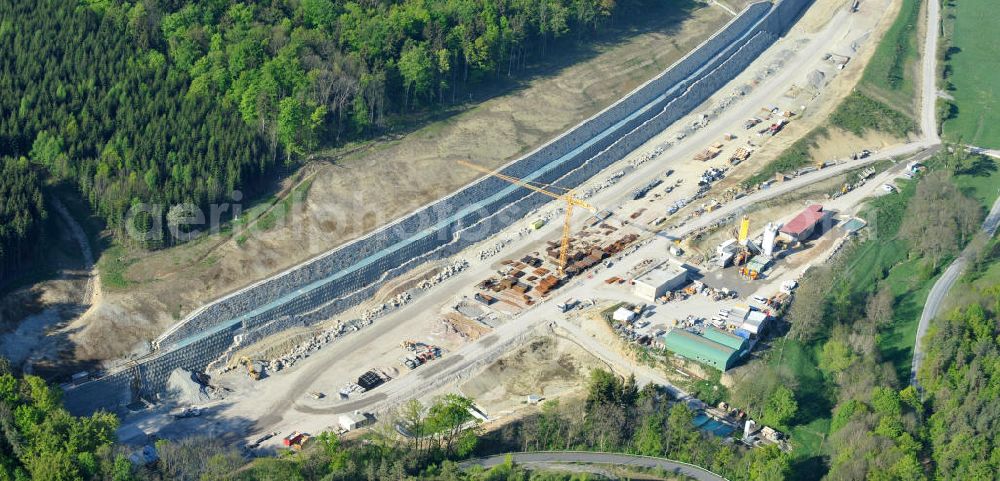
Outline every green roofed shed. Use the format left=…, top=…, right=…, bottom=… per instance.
left=702, top=326, right=748, bottom=351
left=661, top=328, right=748, bottom=371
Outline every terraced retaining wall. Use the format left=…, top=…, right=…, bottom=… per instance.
left=65, top=0, right=812, bottom=415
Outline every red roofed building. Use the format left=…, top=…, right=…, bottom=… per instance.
left=779, top=204, right=828, bottom=241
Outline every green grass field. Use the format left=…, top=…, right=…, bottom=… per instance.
left=858, top=0, right=922, bottom=116
left=949, top=239, right=1000, bottom=308
left=768, top=339, right=832, bottom=460
left=97, top=245, right=136, bottom=290
left=746, top=0, right=924, bottom=187
left=880, top=257, right=940, bottom=380
left=942, top=0, right=1000, bottom=148
left=952, top=155, right=1000, bottom=209
left=743, top=128, right=829, bottom=186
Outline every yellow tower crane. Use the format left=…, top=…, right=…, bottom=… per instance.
left=457, top=160, right=596, bottom=277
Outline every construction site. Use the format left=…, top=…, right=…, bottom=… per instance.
left=57, top=0, right=934, bottom=457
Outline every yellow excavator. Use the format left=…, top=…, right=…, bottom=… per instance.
left=458, top=160, right=596, bottom=277
left=237, top=356, right=261, bottom=380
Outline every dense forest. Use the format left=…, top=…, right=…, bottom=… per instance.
left=120, top=0, right=657, bottom=149
left=0, top=0, right=656, bottom=279
left=917, top=247, right=1000, bottom=479
left=0, top=158, right=46, bottom=284
left=0, top=360, right=123, bottom=480
left=0, top=0, right=266, bottom=259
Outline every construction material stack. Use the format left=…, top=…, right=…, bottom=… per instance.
left=400, top=341, right=443, bottom=370
left=730, top=148, right=752, bottom=165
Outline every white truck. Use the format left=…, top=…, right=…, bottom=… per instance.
left=557, top=298, right=579, bottom=312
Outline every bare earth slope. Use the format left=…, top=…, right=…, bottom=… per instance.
left=63, top=5, right=731, bottom=363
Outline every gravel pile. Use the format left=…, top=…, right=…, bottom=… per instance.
left=165, top=368, right=211, bottom=405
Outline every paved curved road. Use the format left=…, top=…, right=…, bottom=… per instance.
left=460, top=452, right=728, bottom=481
left=912, top=192, right=1000, bottom=386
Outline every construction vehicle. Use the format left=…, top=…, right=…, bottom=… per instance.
left=557, top=298, right=579, bottom=312
left=825, top=53, right=851, bottom=69
left=247, top=432, right=277, bottom=450
left=282, top=431, right=310, bottom=450
left=458, top=160, right=597, bottom=277
left=739, top=267, right=761, bottom=280
left=236, top=356, right=261, bottom=380
left=170, top=406, right=202, bottom=419
left=767, top=120, right=788, bottom=135
left=401, top=348, right=441, bottom=369
left=632, top=179, right=663, bottom=199
left=400, top=341, right=442, bottom=369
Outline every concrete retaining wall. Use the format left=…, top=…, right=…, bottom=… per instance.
left=152, top=0, right=777, bottom=351
left=64, top=0, right=813, bottom=415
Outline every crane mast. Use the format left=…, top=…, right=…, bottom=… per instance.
left=457, top=160, right=596, bottom=277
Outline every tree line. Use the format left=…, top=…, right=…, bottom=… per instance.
left=0, top=0, right=267, bottom=253
left=122, top=0, right=660, bottom=153
left=917, top=262, right=1000, bottom=478
left=0, top=157, right=46, bottom=283
left=0, top=360, right=123, bottom=480
left=113, top=368, right=788, bottom=481
left=753, top=153, right=991, bottom=479
left=0, top=0, right=670, bottom=267
left=917, top=229, right=1000, bottom=479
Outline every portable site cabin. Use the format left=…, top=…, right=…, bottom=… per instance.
left=339, top=412, right=371, bottom=431
left=613, top=307, right=637, bottom=323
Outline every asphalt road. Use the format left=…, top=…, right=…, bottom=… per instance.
left=460, top=451, right=728, bottom=481
left=668, top=142, right=937, bottom=240
left=126, top=0, right=948, bottom=446
left=237, top=5, right=882, bottom=435
left=911, top=191, right=1000, bottom=386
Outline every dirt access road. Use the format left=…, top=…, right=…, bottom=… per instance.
left=216, top=0, right=944, bottom=448
left=119, top=0, right=914, bottom=448
left=58, top=3, right=732, bottom=364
